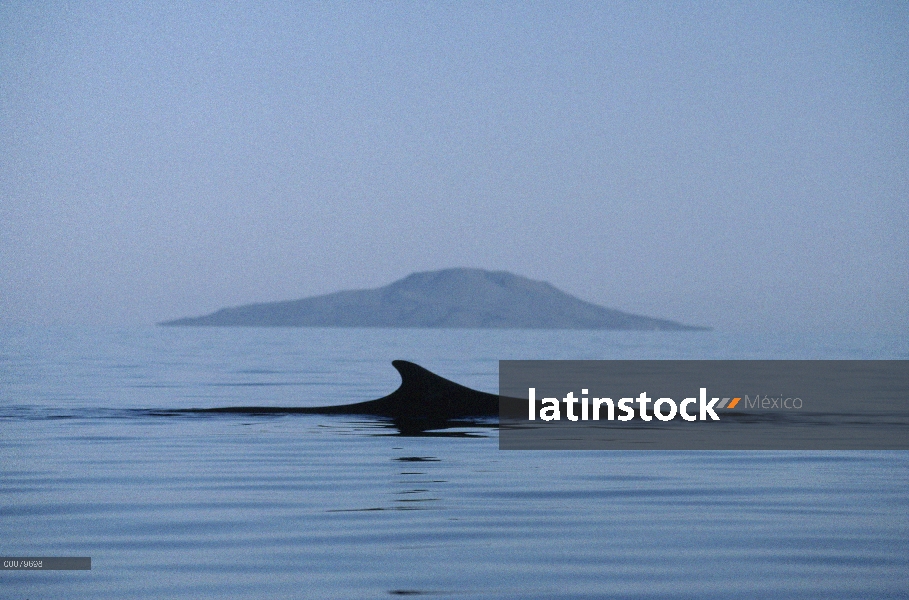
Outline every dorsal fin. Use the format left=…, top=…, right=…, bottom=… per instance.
left=383, top=360, right=498, bottom=419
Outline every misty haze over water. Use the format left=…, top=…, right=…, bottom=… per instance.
left=2, top=2, right=907, bottom=598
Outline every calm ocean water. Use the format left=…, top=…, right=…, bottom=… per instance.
left=2, top=327, right=907, bottom=599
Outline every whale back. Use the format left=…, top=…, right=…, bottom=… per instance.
left=147, top=360, right=500, bottom=433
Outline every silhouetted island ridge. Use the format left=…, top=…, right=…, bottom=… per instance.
left=160, top=268, right=709, bottom=330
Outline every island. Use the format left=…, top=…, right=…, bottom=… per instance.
left=159, top=268, right=708, bottom=330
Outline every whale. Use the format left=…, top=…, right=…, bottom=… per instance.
left=147, top=360, right=501, bottom=433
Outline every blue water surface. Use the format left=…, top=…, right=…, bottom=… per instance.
left=1, top=328, right=907, bottom=598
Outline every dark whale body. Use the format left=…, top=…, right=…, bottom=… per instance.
left=152, top=360, right=500, bottom=433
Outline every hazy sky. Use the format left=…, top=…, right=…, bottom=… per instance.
left=2, top=1, right=906, bottom=332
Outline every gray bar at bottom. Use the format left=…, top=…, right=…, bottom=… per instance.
left=1, top=557, right=91, bottom=570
